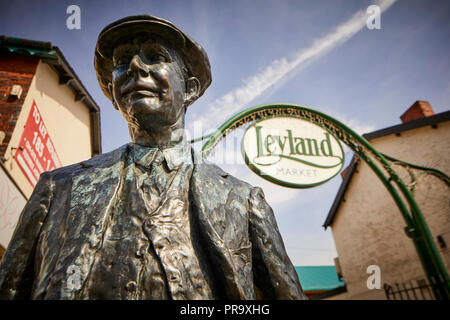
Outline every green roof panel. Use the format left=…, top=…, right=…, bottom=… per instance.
left=295, top=266, right=345, bottom=291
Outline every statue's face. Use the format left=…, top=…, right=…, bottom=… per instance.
left=110, top=38, right=187, bottom=130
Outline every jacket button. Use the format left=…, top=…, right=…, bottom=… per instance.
left=136, top=246, right=147, bottom=258
left=126, top=281, right=137, bottom=292
left=144, top=220, right=153, bottom=229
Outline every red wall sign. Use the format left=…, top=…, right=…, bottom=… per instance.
left=14, top=100, right=62, bottom=187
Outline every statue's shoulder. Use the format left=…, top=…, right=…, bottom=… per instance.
left=46, top=144, right=129, bottom=180
left=191, top=152, right=253, bottom=195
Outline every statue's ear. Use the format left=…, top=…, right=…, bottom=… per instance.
left=184, top=77, right=200, bottom=107
left=108, top=83, right=119, bottom=110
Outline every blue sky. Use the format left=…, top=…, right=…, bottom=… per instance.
left=1, top=0, right=449, bottom=266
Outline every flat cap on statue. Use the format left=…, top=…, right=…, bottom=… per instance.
left=94, top=15, right=212, bottom=105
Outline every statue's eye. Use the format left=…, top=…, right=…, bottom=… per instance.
left=114, top=55, right=132, bottom=67
left=153, top=53, right=167, bottom=62
left=145, top=52, right=168, bottom=63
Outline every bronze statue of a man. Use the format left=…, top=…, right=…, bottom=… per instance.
left=0, top=15, right=305, bottom=300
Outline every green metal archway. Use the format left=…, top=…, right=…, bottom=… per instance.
left=191, top=103, right=450, bottom=299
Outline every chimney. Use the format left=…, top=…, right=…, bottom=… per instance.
left=400, top=101, right=434, bottom=123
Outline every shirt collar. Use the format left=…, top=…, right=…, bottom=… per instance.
left=128, top=141, right=192, bottom=171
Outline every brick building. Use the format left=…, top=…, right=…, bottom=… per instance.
left=0, top=36, right=101, bottom=260
left=323, top=101, right=450, bottom=299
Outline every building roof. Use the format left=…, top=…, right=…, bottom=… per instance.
left=322, top=155, right=359, bottom=229
left=363, top=109, right=450, bottom=141
left=323, top=109, right=450, bottom=229
left=295, top=266, right=345, bottom=291
left=0, top=35, right=102, bottom=156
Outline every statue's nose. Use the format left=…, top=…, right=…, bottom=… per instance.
left=127, top=54, right=148, bottom=78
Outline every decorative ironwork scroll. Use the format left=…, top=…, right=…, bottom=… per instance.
left=192, top=103, right=450, bottom=299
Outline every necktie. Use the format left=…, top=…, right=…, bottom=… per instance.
left=139, top=150, right=171, bottom=213
left=139, top=149, right=213, bottom=299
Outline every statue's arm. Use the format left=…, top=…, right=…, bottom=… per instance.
left=0, top=172, right=54, bottom=299
left=248, top=187, right=307, bottom=300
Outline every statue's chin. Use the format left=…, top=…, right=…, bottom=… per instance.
left=125, top=100, right=181, bottom=130
left=126, top=96, right=164, bottom=115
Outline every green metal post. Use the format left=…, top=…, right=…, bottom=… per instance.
left=375, top=152, right=450, bottom=299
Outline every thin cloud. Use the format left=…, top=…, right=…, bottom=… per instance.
left=190, top=0, right=397, bottom=132
left=322, top=109, right=377, bottom=135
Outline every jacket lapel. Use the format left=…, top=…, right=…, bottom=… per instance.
left=45, top=145, right=128, bottom=299
left=190, top=153, right=255, bottom=299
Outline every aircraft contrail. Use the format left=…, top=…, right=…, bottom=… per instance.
left=190, top=0, right=397, bottom=133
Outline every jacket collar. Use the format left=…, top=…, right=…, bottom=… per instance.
left=128, top=142, right=192, bottom=171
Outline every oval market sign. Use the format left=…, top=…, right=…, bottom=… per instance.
left=242, top=116, right=344, bottom=188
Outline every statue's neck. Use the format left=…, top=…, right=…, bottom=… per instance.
left=129, top=116, right=186, bottom=148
